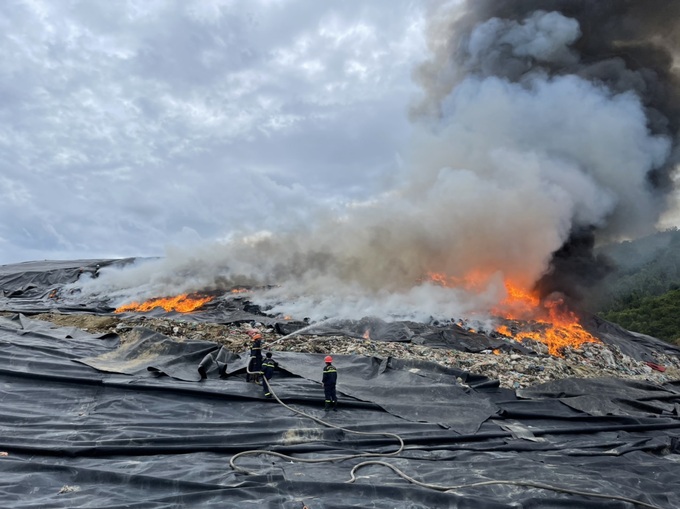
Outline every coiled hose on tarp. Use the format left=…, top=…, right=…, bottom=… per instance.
left=231, top=360, right=664, bottom=509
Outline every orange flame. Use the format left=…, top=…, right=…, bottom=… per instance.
left=427, top=272, right=450, bottom=286
left=423, top=272, right=599, bottom=356
left=115, top=293, right=214, bottom=314
left=424, top=270, right=490, bottom=292
left=496, top=283, right=540, bottom=320
left=494, top=283, right=598, bottom=356
left=496, top=325, right=513, bottom=336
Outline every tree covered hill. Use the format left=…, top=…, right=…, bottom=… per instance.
left=589, top=227, right=680, bottom=345
left=600, top=289, right=680, bottom=346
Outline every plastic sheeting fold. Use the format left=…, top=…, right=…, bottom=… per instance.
left=0, top=314, right=679, bottom=508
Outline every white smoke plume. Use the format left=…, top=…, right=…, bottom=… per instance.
left=76, top=1, right=680, bottom=324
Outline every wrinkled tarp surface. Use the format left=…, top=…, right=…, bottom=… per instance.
left=1, top=313, right=679, bottom=508
left=1, top=259, right=680, bottom=508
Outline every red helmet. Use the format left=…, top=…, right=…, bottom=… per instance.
left=251, top=333, right=262, bottom=340
left=324, top=355, right=333, bottom=363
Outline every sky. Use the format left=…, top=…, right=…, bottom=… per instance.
left=5, top=0, right=680, bottom=324
left=0, top=0, right=427, bottom=265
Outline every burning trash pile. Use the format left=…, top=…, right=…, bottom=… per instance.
left=25, top=295, right=680, bottom=391
left=4, top=258, right=680, bottom=391
left=254, top=323, right=680, bottom=390
left=3, top=258, right=671, bottom=391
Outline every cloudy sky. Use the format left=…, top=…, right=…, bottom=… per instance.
left=9, top=0, right=680, bottom=323
left=0, top=0, right=429, bottom=265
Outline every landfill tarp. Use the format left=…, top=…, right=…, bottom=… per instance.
left=78, top=339, right=498, bottom=434
left=0, top=259, right=128, bottom=314
left=0, top=314, right=679, bottom=508
left=77, top=327, right=236, bottom=382
left=583, top=314, right=680, bottom=361
left=517, top=377, right=680, bottom=417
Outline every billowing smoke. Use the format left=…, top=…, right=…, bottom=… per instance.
left=77, top=1, right=680, bottom=323
left=414, top=0, right=680, bottom=302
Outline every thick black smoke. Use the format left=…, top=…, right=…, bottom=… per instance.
left=415, top=0, right=680, bottom=305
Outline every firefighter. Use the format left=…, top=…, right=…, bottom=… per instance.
left=322, top=355, right=337, bottom=412
left=247, top=329, right=263, bottom=383
left=261, top=352, right=278, bottom=398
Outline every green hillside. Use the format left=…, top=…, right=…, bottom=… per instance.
left=589, top=227, right=680, bottom=344
left=600, top=289, right=680, bottom=346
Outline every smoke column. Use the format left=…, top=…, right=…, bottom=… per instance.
left=79, top=0, right=680, bottom=323
left=414, top=0, right=680, bottom=302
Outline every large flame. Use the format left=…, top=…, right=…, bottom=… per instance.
left=494, top=284, right=599, bottom=356
left=426, top=272, right=599, bottom=355
left=115, top=293, right=214, bottom=314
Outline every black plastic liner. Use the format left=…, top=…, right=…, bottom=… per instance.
left=0, top=312, right=679, bottom=508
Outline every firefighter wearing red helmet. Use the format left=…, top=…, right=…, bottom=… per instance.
left=322, top=355, right=337, bottom=412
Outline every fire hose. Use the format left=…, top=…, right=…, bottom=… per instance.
left=347, top=461, right=664, bottom=509
left=231, top=360, right=665, bottom=509
left=229, top=361, right=404, bottom=475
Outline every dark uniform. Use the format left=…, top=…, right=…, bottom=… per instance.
left=322, top=358, right=337, bottom=412
left=261, top=353, right=278, bottom=398
left=248, top=333, right=263, bottom=383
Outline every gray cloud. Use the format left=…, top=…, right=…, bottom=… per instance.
left=0, top=0, right=423, bottom=264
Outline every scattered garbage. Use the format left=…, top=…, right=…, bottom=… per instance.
left=58, top=485, right=80, bottom=494
left=23, top=312, right=680, bottom=390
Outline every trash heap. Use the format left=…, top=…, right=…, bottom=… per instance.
left=26, top=311, right=680, bottom=389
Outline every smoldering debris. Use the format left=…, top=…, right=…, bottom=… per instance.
left=20, top=311, right=680, bottom=390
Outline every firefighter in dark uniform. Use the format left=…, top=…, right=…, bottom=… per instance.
left=247, top=330, right=263, bottom=383
left=261, top=352, right=278, bottom=398
left=322, top=355, right=337, bottom=412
